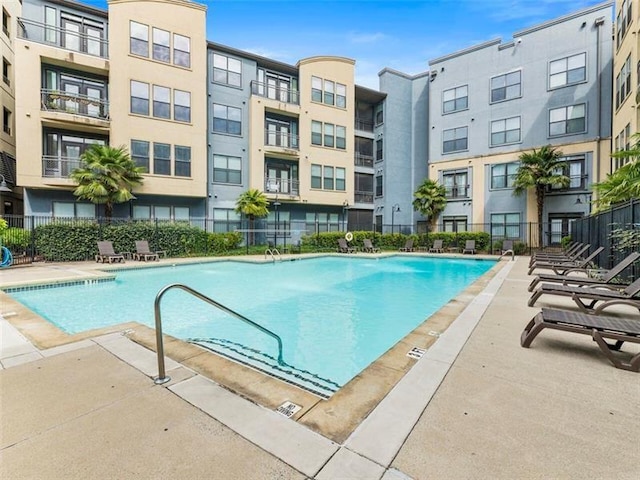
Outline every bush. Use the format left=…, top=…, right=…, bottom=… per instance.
left=2, top=227, right=31, bottom=253
left=561, top=235, right=572, bottom=250
left=417, top=231, right=491, bottom=252
left=208, top=231, right=243, bottom=254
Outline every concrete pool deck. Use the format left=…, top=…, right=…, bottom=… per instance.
left=1, top=255, right=639, bottom=479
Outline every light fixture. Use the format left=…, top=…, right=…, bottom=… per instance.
left=0, top=175, right=12, bottom=193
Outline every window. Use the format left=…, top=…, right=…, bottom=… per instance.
left=613, top=123, right=632, bottom=171
left=311, top=120, right=346, bottom=148
left=311, top=76, right=323, bottom=102
left=2, top=107, right=10, bottom=135
left=174, top=90, right=191, bottom=122
left=153, top=85, right=170, bottom=119
left=311, top=120, right=322, bottom=145
left=491, top=162, right=518, bottom=189
left=323, top=166, right=334, bottom=189
left=53, top=202, right=95, bottom=218
left=174, top=145, right=191, bottom=177
left=310, top=76, right=345, bottom=108
left=354, top=173, right=374, bottom=203
left=44, top=6, right=56, bottom=43
left=491, top=213, right=521, bottom=239
left=549, top=104, right=586, bottom=136
left=213, top=209, right=241, bottom=233
left=324, top=123, right=334, bottom=148
left=491, top=71, right=521, bottom=103
left=552, top=156, right=585, bottom=190
left=549, top=53, right=586, bottom=89
left=443, top=127, right=468, bottom=153
left=153, top=142, right=171, bottom=175
left=2, top=8, right=9, bottom=37
left=443, top=216, right=468, bottom=233
left=130, top=81, right=149, bottom=115
left=324, top=80, right=335, bottom=106
left=336, top=83, right=347, bottom=108
left=131, top=140, right=149, bottom=171
left=212, top=104, right=241, bottom=135
left=616, top=55, right=632, bottom=109
left=2, top=57, right=9, bottom=86
left=213, top=53, right=242, bottom=87
left=311, top=164, right=322, bottom=189
left=490, top=116, right=521, bottom=146
left=617, top=0, right=633, bottom=49
left=375, top=108, right=383, bottom=125
left=443, top=170, right=468, bottom=198
left=443, top=85, right=468, bottom=113
left=213, top=154, right=242, bottom=184
left=336, top=125, right=346, bottom=150
left=173, top=34, right=190, bottom=68
left=375, top=174, right=383, bottom=197
left=335, top=167, right=346, bottom=191
left=376, top=138, right=383, bottom=162
left=152, top=27, right=170, bottom=62
left=174, top=207, right=190, bottom=220
left=130, top=21, right=149, bottom=57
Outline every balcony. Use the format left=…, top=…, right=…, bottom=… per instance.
left=264, top=176, right=299, bottom=196
left=18, top=18, right=108, bottom=58
left=355, top=119, right=374, bottom=132
left=355, top=190, right=374, bottom=204
left=42, top=156, right=81, bottom=178
left=41, top=89, right=109, bottom=120
left=251, top=81, right=299, bottom=105
left=264, top=129, right=299, bottom=150
left=355, top=152, right=374, bottom=168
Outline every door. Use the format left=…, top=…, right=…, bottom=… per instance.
left=548, top=215, right=581, bottom=245
left=85, top=25, right=103, bottom=56
left=61, top=18, right=81, bottom=52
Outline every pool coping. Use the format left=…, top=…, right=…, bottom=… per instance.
left=0, top=253, right=508, bottom=445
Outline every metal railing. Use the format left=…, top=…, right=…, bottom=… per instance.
left=264, top=129, right=299, bottom=150
left=42, top=155, right=81, bottom=178
left=153, top=283, right=285, bottom=384
left=355, top=153, right=374, bottom=168
left=354, top=190, right=374, bottom=203
left=355, top=119, right=374, bottom=132
left=250, top=80, right=299, bottom=105
left=18, top=17, right=109, bottom=58
left=264, top=176, right=299, bottom=195
left=41, top=89, right=109, bottom=120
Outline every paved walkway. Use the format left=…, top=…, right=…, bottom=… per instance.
left=1, top=257, right=639, bottom=479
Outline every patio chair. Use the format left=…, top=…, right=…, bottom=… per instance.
left=527, top=252, right=640, bottom=292
left=363, top=239, right=380, bottom=253
left=500, top=240, right=514, bottom=260
left=337, top=238, right=357, bottom=253
left=134, top=240, right=166, bottom=262
left=521, top=307, right=640, bottom=372
left=96, top=241, right=126, bottom=264
left=462, top=240, right=476, bottom=254
left=529, top=243, right=589, bottom=267
left=527, top=246, right=603, bottom=276
left=429, top=239, right=444, bottom=253
left=399, top=238, right=414, bottom=252
left=528, top=276, right=640, bottom=313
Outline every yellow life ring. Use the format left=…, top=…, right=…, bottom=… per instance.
left=345, top=232, right=353, bottom=242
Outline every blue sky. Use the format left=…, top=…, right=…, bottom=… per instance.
left=84, top=0, right=607, bottom=88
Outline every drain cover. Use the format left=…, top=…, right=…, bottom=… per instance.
left=407, top=347, right=426, bottom=359
left=276, top=401, right=302, bottom=418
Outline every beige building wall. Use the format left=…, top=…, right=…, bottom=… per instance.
left=108, top=0, right=207, bottom=198
left=1, top=0, right=19, bottom=158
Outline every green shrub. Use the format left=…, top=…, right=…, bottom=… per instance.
left=561, top=235, right=572, bottom=250
left=417, top=231, right=491, bottom=252
left=207, top=231, right=243, bottom=254
left=2, top=228, right=31, bottom=252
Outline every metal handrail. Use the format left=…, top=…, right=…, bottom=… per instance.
left=153, top=283, right=285, bottom=384
left=265, top=247, right=281, bottom=262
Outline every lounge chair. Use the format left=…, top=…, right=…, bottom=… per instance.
left=529, top=243, right=590, bottom=267
left=96, top=241, right=126, bottom=264
left=500, top=240, right=514, bottom=260
left=399, top=238, right=414, bottom=252
left=462, top=240, right=476, bottom=254
left=134, top=240, right=166, bottom=261
left=527, top=252, right=640, bottom=292
left=363, top=239, right=380, bottom=253
left=337, top=238, right=357, bottom=253
left=429, top=239, right=444, bottom=253
left=527, top=246, right=603, bottom=276
left=530, top=242, right=581, bottom=261
left=521, top=307, right=640, bottom=371
left=528, top=276, right=640, bottom=313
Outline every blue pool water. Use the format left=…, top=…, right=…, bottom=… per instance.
left=8, top=256, right=494, bottom=396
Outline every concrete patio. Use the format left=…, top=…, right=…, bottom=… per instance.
left=1, top=256, right=638, bottom=479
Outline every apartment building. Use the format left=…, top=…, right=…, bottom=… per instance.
left=14, top=0, right=207, bottom=219
left=426, top=2, right=613, bottom=245
left=1, top=0, right=22, bottom=215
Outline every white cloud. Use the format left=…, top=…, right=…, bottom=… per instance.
left=348, top=31, right=388, bottom=44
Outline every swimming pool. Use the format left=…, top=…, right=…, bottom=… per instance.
left=7, top=256, right=495, bottom=396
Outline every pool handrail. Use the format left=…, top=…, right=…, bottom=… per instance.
left=153, top=283, right=286, bottom=385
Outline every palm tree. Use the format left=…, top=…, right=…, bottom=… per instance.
left=235, top=189, right=269, bottom=245
left=70, top=145, right=145, bottom=220
left=412, top=178, right=447, bottom=231
left=513, top=145, right=569, bottom=247
left=593, top=134, right=640, bottom=211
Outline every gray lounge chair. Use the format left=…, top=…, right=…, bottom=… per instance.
left=531, top=242, right=581, bottom=262
left=134, top=240, right=164, bottom=261
left=527, top=252, right=640, bottom=292
left=363, top=239, right=380, bottom=253
left=529, top=243, right=589, bottom=267
left=337, top=238, right=357, bottom=253
left=462, top=240, right=476, bottom=254
left=527, top=246, right=604, bottom=275
left=500, top=240, right=514, bottom=260
left=96, top=241, right=125, bottom=264
left=528, top=276, right=640, bottom=313
left=399, top=239, right=414, bottom=252
left=429, top=239, right=444, bottom=253
left=521, top=307, right=640, bottom=371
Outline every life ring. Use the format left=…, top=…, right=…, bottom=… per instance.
left=345, top=232, right=353, bottom=242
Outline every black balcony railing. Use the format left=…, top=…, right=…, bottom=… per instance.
left=251, top=81, right=299, bottom=105
left=264, top=176, right=299, bottom=196
left=355, top=153, right=374, bottom=168
left=354, top=190, right=374, bottom=204
left=264, top=129, right=299, bottom=150
left=42, top=155, right=82, bottom=178
left=355, top=119, right=374, bottom=132
left=18, top=17, right=108, bottom=58
left=41, top=89, right=109, bottom=120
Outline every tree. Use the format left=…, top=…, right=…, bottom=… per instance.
left=593, top=133, right=640, bottom=211
left=235, top=189, right=269, bottom=245
left=513, top=145, right=569, bottom=247
left=70, top=145, right=145, bottom=220
left=412, top=178, right=447, bottom=231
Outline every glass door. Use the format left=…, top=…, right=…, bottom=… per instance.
left=61, top=18, right=81, bottom=52
left=85, top=25, right=103, bottom=56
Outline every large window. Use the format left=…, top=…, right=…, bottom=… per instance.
left=616, top=55, right=632, bottom=109
left=153, top=142, right=171, bottom=175
left=552, top=156, right=585, bottom=190
left=614, top=123, right=632, bottom=171
left=376, top=138, right=383, bottom=162
left=336, top=83, right=347, bottom=108
left=323, top=166, right=334, bottom=189
left=3, top=107, right=11, bottom=135
left=213, top=209, right=241, bottom=232
left=491, top=213, right=521, bottom=239
left=617, top=0, right=633, bottom=49
left=213, top=53, right=242, bottom=87
left=174, top=145, right=191, bottom=177
left=375, top=174, right=383, bottom=197
left=53, top=202, right=95, bottom=218
left=311, top=76, right=346, bottom=108
left=213, top=154, right=242, bottom=184
left=311, top=164, right=322, bottom=189
left=131, top=140, right=149, bottom=171
left=442, top=127, right=468, bottom=153
left=490, top=116, right=521, bottom=146
left=491, top=71, right=521, bottom=103
left=309, top=164, right=343, bottom=191
left=443, top=169, right=468, bottom=198
left=130, top=21, right=149, bottom=57
left=311, top=120, right=322, bottom=145
left=152, top=27, right=170, bottom=62
left=130, top=81, right=149, bottom=115
left=324, top=123, right=335, bottom=148
left=2, top=7, right=10, bottom=37
left=336, top=126, right=346, bottom=149
left=2, top=57, right=9, bottom=86
left=173, top=34, right=190, bottom=68
left=442, top=216, right=468, bottom=233
left=354, top=173, right=374, bottom=203
left=491, top=162, right=518, bottom=189
left=134, top=205, right=190, bottom=221
left=152, top=85, right=170, bottom=119
left=549, top=53, right=586, bottom=89
left=311, top=120, right=346, bottom=149
left=335, top=167, right=346, bottom=191
left=443, top=85, right=468, bottom=113
left=213, top=104, right=241, bottom=135
left=549, top=104, right=586, bottom=137
left=174, top=90, right=191, bottom=123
